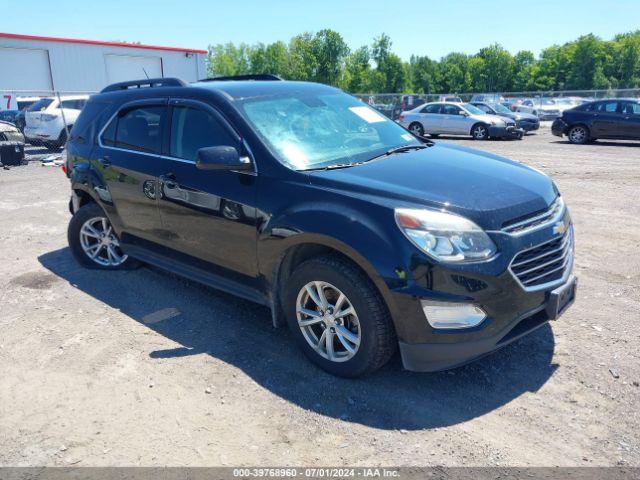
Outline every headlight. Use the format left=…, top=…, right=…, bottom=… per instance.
left=395, top=208, right=497, bottom=262
left=490, top=118, right=504, bottom=126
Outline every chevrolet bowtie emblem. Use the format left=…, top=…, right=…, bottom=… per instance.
left=553, top=222, right=566, bottom=236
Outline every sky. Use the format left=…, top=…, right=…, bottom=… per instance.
left=5, top=0, right=640, bottom=60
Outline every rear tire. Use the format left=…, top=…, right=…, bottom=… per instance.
left=568, top=125, right=589, bottom=144
left=283, top=255, right=396, bottom=377
left=408, top=122, right=424, bottom=137
left=68, top=202, right=139, bottom=270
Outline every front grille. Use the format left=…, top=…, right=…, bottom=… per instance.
left=510, top=227, right=573, bottom=289
left=502, top=197, right=564, bottom=234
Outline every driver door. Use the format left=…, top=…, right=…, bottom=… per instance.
left=440, top=104, right=469, bottom=134
left=153, top=99, right=259, bottom=277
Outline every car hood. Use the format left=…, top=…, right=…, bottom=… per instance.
left=307, top=143, right=557, bottom=230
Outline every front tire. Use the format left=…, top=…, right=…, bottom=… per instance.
left=284, top=255, right=396, bottom=377
left=408, top=122, right=424, bottom=137
left=471, top=123, right=489, bottom=140
left=68, top=202, right=137, bottom=270
left=567, top=125, right=589, bottom=144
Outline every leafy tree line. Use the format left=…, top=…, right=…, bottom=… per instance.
left=207, top=30, right=640, bottom=94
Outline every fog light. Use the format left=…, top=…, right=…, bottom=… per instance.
left=420, top=300, right=486, bottom=329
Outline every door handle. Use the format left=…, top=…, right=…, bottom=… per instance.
left=99, top=156, right=111, bottom=168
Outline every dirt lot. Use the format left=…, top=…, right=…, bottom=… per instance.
left=0, top=129, right=638, bottom=467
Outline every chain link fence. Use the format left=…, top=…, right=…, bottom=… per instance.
left=353, top=88, right=640, bottom=121
left=0, top=89, right=96, bottom=151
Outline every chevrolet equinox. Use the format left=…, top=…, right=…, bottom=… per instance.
left=65, top=76, right=577, bottom=377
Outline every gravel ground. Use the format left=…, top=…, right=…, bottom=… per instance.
left=0, top=128, right=638, bottom=467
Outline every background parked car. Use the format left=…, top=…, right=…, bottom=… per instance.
left=438, top=94, right=463, bottom=103
left=470, top=101, right=540, bottom=132
left=0, top=97, right=39, bottom=132
left=552, top=98, right=640, bottom=144
left=516, top=98, right=563, bottom=120
left=470, top=93, right=505, bottom=103
left=0, top=120, right=26, bottom=166
left=399, top=102, right=523, bottom=140
left=24, top=95, right=88, bottom=151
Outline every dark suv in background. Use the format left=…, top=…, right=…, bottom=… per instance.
left=65, top=76, right=576, bottom=377
left=552, top=98, right=640, bottom=144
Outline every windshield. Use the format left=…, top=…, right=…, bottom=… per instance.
left=463, top=103, right=486, bottom=115
left=28, top=98, right=54, bottom=112
left=238, top=92, right=421, bottom=170
left=491, top=103, right=511, bottom=114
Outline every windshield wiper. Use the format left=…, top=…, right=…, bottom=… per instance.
left=303, top=144, right=429, bottom=172
left=365, top=144, right=428, bottom=163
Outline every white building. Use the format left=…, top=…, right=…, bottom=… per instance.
left=0, top=32, right=207, bottom=107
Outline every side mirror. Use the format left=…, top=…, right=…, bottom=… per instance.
left=196, top=145, right=251, bottom=171
left=459, top=111, right=469, bottom=117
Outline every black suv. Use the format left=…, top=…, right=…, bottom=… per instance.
left=552, top=98, right=640, bottom=144
left=65, top=76, right=576, bottom=377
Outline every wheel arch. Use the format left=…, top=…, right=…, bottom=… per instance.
left=266, top=235, right=400, bottom=330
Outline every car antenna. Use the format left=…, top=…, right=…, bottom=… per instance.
left=142, top=67, right=150, bottom=79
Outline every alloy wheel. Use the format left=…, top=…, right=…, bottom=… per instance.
left=473, top=125, right=488, bottom=139
left=409, top=123, right=424, bottom=136
left=296, top=281, right=361, bottom=362
left=79, top=216, right=128, bottom=267
left=569, top=126, right=587, bottom=143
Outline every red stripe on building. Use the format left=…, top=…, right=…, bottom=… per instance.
left=0, top=32, right=208, bottom=55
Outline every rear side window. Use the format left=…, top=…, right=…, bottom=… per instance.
left=70, top=100, right=109, bottom=144
left=102, top=105, right=166, bottom=154
left=421, top=104, right=441, bottom=114
left=169, top=106, right=236, bottom=161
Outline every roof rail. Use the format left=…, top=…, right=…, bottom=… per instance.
left=201, top=74, right=283, bottom=82
left=100, top=77, right=186, bottom=93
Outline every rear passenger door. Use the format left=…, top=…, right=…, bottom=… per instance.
left=154, top=99, right=259, bottom=278
left=417, top=104, right=443, bottom=133
left=99, top=99, right=167, bottom=241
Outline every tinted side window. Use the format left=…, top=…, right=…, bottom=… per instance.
left=594, top=101, right=619, bottom=113
left=621, top=102, right=640, bottom=115
left=70, top=100, right=109, bottom=144
left=421, top=104, right=441, bottom=114
left=102, top=105, right=166, bottom=154
left=477, top=104, right=492, bottom=113
left=169, top=106, right=236, bottom=162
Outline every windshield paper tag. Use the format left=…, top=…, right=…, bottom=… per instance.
left=349, top=106, right=386, bottom=123
left=401, top=134, right=414, bottom=141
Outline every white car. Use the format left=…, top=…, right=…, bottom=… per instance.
left=398, top=102, right=522, bottom=140
left=515, top=98, right=575, bottom=120
left=24, top=95, right=89, bottom=150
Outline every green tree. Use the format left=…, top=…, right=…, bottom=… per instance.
left=339, top=46, right=371, bottom=92
left=409, top=55, right=440, bottom=93
left=288, top=33, right=317, bottom=81
left=311, top=29, right=350, bottom=85
left=207, top=43, right=251, bottom=77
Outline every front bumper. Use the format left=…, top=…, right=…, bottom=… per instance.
left=399, top=275, right=577, bottom=372
left=488, top=125, right=524, bottom=139
left=24, top=124, right=59, bottom=141
left=387, top=208, right=576, bottom=372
